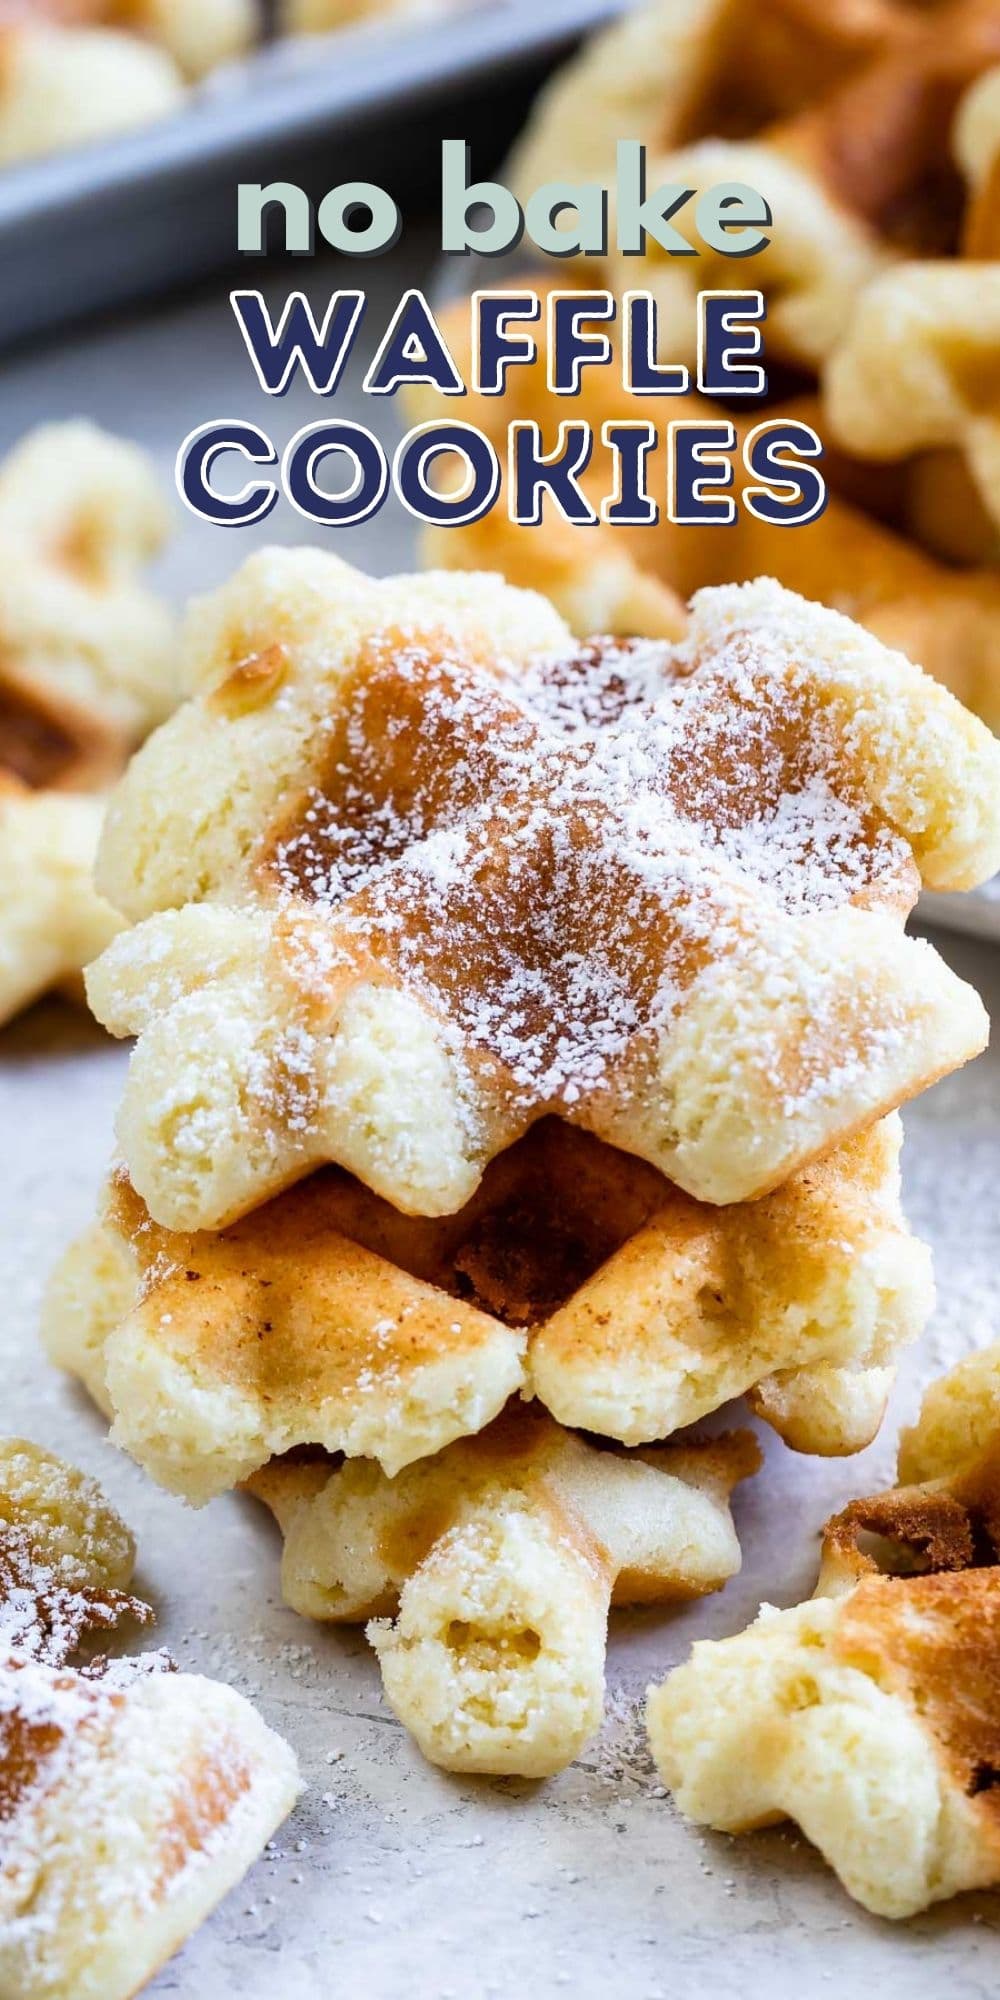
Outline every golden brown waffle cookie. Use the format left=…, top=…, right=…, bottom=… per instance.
left=0, top=1437, right=300, bottom=2000
left=280, top=0, right=455, bottom=27
left=510, top=0, right=1000, bottom=367
left=812, top=62, right=1000, bottom=626
left=0, top=423, right=175, bottom=1027
left=956, top=61, right=1000, bottom=251
left=248, top=1405, right=758, bottom=1776
left=529, top=1117, right=933, bottom=1458
left=108, top=0, right=257, bottom=79
left=413, top=298, right=1000, bottom=728
left=43, top=1116, right=933, bottom=1495
left=0, top=422, right=174, bottom=788
left=86, top=551, right=998, bottom=1231
left=0, top=774, right=119, bottom=1028
left=824, top=271, right=1000, bottom=547
left=647, top=1414, right=1000, bottom=1917
left=429, top=25, right=1000, bottom=728
left=898, top=1340, right=1000, bottom=1484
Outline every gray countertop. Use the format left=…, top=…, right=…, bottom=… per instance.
left=2, top=248, right=1000, bottom=1998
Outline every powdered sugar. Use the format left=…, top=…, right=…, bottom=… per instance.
left=266, top=624, right=913, bottom=1116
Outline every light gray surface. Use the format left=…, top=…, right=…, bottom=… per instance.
left=2, top=256, right=1000, bottom=1996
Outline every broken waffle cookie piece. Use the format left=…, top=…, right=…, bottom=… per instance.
left=86, top=552, right=999, bottom=1231
left=249, top=1405, right=758, bottom=1777
left=647, top=1414, right=1000, bottom=1917
left=0, top=777, right=119, bottom=1028
left=0, top=422, right=175, bottom=790
left=0, top=1438, right=148, bottom=1666
left=898, top=1339, right=1000, bottom=1486
left=825, top=262, right=1000, bottom=543
left=44, top=1115, right=932, bottom=1495
left=0, top=423, right=176, bottom=1028
left=0, top=1438, right=300, bottom=2000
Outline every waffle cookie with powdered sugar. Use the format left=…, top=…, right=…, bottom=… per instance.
left=0, top=1438, right=300, bottom=2000
left=85, top=552, right=1000, bottom=1233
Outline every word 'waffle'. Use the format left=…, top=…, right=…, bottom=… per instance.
left=249, top=1404, right=758, bottom=1777
left=87, top=552, right=998, bottom=1231
left=647, top=1383, right=1000, bottom=1918
left=44, top=1115, right=933, bottom=1497
left=0, top=1437, right=300, bottom=2000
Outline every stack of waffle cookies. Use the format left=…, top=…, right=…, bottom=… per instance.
left=413, top=0, right=1000, bottom=737
left=44, top=543, right=1000, bottom=1780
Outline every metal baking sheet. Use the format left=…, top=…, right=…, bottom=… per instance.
left=0, top=0, right=627, bottom=349
left=920, top=882, right=1000, bottom=944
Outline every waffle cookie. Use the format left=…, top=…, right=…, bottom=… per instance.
left=44, top=1115, right=932, bottom=1498
left=281, top=0, right=456, bottom=27
left=0, top=3, right=256, bottom=166
left=957, top=61, right=1000, bottom=253
left=110, top=0, right=257, bottom=80
left=0, top=1438, right=300, bottom=2000
left=413, top=296, right=1000, bottom=730
left=0, top=422, right=175, bottom=1028
left=0, top=19, right=181, bottom=163
left=423, top=10, right=1000, bottom=733
left=0, top=421, right=174, bottom=789
left=86, top=551, right=999, bottom=1234
left=647, top=1412, right=1000, bottom=1917
left=249, top=1405, right=757, bottom=1777
left=0, top=776, right=119, bottom=1027
left=825, top=268, right=1000, bottom=548
left=0, top=1438, right=148, bottom=1665
left=509, top=0, right=1000, bottom=369
left=898, top=1340, right=1000, bottom=1484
